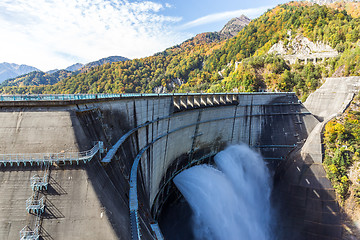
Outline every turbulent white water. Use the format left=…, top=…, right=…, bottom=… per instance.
left=173, top=144, right=273, bottom=240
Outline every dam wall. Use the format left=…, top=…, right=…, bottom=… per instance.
left=0, top=93, right=318, bottom=239
left=274, top=76, right=360, bottom=240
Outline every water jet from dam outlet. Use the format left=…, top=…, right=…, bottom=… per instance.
left=173, top=144, right=274, bottom=240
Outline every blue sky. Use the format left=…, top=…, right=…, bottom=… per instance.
left=0, top=0, right=289, bottom=71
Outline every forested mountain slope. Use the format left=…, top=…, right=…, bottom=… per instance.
left=0, top=70, right=73, bottom=87
left=0, top=26, right=240, bottom=94
left=1, top=2, right=360, bottom=99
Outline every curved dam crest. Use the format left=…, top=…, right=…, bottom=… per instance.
left=0, top=77, right=358, bottom=240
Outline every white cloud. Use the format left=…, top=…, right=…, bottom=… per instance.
left=0, top=0, right=185, bottom=71
left=179, top=6, right=271, bottom=30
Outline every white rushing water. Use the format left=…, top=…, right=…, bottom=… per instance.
left=173, top=144, right=273, bottom=240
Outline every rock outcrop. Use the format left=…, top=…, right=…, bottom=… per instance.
left=154, top=78, right=183, bottom=93
left=269, top=32, right=338, bottom=64
left=219, top=15, right=251, bottom=38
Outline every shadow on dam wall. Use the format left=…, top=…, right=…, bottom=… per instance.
left=0, top=93, right=351, bottom=240
left=273, top=149, right=343, bottom=240
left=72, top=104, right=137, bottom=239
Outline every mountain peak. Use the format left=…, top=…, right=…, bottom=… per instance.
left=83, top=56, right=129, bottom=70
left=65, top=63, right=84, bottom=72
left=0, top=62, right=39, bottom=83
left=219, top=15, right=251, bottom=38
left=0, top=56, right=130, bottom=87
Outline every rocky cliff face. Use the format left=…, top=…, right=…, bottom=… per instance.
left=269, top=33, right=337, bottom=55
left=154, top=78, right=183, bottom=93
left=268, top=32, right=338, bottom=64
left=219, top=15, right=251, bottom=38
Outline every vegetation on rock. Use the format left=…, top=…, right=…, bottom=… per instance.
left=323, top=94, right=360, bottom=202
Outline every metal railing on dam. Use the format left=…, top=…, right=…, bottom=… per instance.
left=0, top=92, right=294, bottom=102
left=0, top=92, right=298, bottom=112
left=0, top=94, right=123, bottom=101
left=0, top=141, right=104, bottom=167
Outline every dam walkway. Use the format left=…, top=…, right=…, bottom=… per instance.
left=0, top=141, right=104, bottom=167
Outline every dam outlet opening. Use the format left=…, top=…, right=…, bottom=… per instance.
left=158, top=144, right=275, bottom=240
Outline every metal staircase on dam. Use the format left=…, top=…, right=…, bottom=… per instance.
left=0, top=141, right=104, bottom=167
left=20, top=164, right=49, bottom=240
left=17, top=141, right=105, bottom=240
left=20, top=225, right=40, bottom=240
left=30, top=174, right=49, bottom=191
left=26, top=196, right=45, bottom=214
left=0, top=141, right=104, bottom=239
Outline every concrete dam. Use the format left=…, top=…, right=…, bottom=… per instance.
left=0, top=77, right=359, bottom=240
